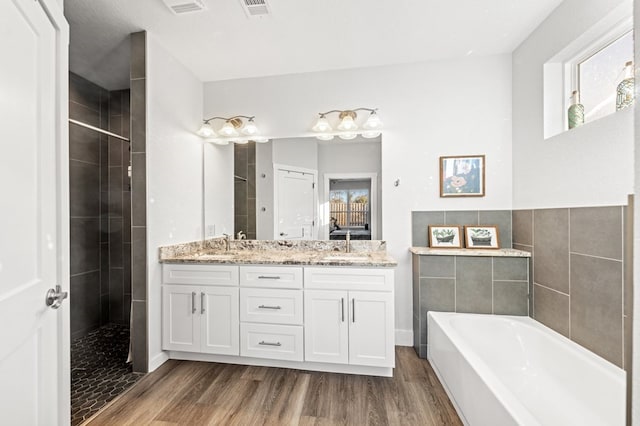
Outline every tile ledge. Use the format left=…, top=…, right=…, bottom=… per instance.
left=409, top=247, right=531, bottom=258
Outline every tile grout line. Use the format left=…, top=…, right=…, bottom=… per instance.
left=567, top=208, right=572, bottom=340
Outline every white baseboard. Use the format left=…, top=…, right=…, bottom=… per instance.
left=395, top=329, right=413, bottom=346
left=148, top=351, right=170, bottom=372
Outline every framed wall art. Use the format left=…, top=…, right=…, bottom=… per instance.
left=464, top=225, right=499, bottom=249
left=440, top=155, right=485, bottom=197
left=428, top=225, right=463, bottom=248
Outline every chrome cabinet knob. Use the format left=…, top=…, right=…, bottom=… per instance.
left=45, top=285, right=68, bottom=309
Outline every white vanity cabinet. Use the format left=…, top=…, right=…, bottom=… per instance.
left=304, top=268, right=395, bottom=368
left=162, top=264, right=239, bottom=355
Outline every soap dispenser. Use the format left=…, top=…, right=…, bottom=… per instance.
left=567, top=90, right=584, bottom=129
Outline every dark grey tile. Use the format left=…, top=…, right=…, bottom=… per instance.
left=69, top=125, right=100, bottom=164
left=513, top=210, right=533, bottom=246
left=69, top=101, right=101, bottom=127
left=533, top=284, right=570, bottom=337
left=131, top=227, right=147, bottom=301
left=411, top=211, right=445, bottom=247
left=248, top=142, right=256, bottom=165
left=412, top=254, right=420, bottom=315
left=69, top=73, right=102, bottom=111
left=70, top=218, right=100, bottom=275
left=100, top=294, right=110, bottom=325
left=109, top=91, right=123, bottom=117
left=109, top=138, right=123, bottom=167
left=109, top=167, right=124, bottom=196
left=123, top=243, right=132, bottom=295
left=514, top=244, right=534, bottom=316
left=130, top=79, right=146, bottom=154
left=247, top=164, right=256, bottom=198
left=124, top=294, right=132, bottom=325
left=235, top=143, right=248, bottom=171
left=70, top=160, right=100, bottom=217
left=123, top=192, right=131, bottom=243
left=456, top=257, right=492, bottom=314
left=413, top=314, right=420, bottom=351
left=131, top=300, right=148, bottom=373
left=418, top=255, right=455, bottom=278
left=533, top=208, right=569, bottom=293
left=109, top=268, right=124, bottom=324
left=130, top=32, right=146, bottom=80
left=624, top=202, right=632, bottom=317
left=493, top=257, right=528, bottom=281
left=416, top=344, right=427, bottom=360
left=109, top=189, right=123, bottom=218
left=235, top=215, right=248, bottom=235
left=235, top=182, right=248, bottom=215
left=570, top=254, right=623, bottom=367
left=100, top=243, right=109, bottom=295
left=625, top=314, right=631, bottom=371
left=570, top=206, right=623, bottom=260
left=109, top=218, right=123, bottom=268
left=479, top=210, right=512, bottom=248
left=100, top=138, right=109, bottom=192
left=494, top=281, right=528, bottom=315
left=131, top=153, right=146, bottom=227
left=70, top=271, right=101, bottom=337
left=100, top=89, right=109, bottom=130
left=444, top=210, right=479, bottom=227
left=420, top=278, right=455, bottom=316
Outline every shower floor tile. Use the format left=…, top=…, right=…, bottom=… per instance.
left=71, top=323, right=144, bottom=426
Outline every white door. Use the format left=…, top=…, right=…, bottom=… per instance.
left=275, top=168, right=316, bottom=240
left=348, top=291, right=395, bottom=367
left=304, top=290, right=349, bottom=364
left=0, top=0, right=69, bottom=424
left=201, top=286, right=239, bottom=355
left=162, top=285, right=201, bottom=352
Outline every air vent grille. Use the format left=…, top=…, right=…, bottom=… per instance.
left=240, top=0, right=270, bottom=17
left=163, top=0, right=206, bottom=15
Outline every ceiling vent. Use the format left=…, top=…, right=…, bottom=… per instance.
left=240, top=0, right=270, bottom=18
left=162, top=0, right=207, bottom=15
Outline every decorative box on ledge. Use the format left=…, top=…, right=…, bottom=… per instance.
left=410, top=247, right=531, bottom=359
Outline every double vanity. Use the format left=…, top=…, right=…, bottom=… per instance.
left=159, top=238, right=397, bottom=377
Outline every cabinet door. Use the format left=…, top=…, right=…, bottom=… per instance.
left=201, top=286, right=240, bottom=355
left=304, top=290, right=349, bottom=364
left=348, top=291, right=394, bottom=367
left=162, top=285, right=201, bottom=352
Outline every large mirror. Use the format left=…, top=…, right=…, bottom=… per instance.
left=204, top=136, right=382, bottom=240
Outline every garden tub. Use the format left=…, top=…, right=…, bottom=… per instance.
left=427, top=311, right=625, bottom=425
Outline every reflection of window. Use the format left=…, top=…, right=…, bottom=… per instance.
left=329, top=189, right=369, bottom=228
left=575, top=30, right=633, bottom=123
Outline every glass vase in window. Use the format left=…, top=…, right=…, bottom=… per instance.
left=567, top=90, right=584, bottom=129
left=616, top=61, right=634, bottom=111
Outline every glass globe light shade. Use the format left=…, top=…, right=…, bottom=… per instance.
left=316, top=133, right=334, bottom=141
left=312, top=116, right=332, bottom=133
left=208, top=138, right=229, bottom=145
left=241, top=120, right=259, bottom=136
left=197, top=122, right=216, bottom=137
left=362, top=112, right=382, bottom=130
left=361, top=130, right=381, bottom=139
left=253, top=137, right=270, bottom=143
left=218, top=121, right=239, bottom=137
left=337, top=115, right=357, bottom=131
left=234, top=139, right=249, bottom=144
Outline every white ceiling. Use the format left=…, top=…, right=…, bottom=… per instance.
left=65, top=0, right=564, bottom=90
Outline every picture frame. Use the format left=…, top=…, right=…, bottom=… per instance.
left=440, top=155, right=485, bottom=197
left=464, top=226, right=500, bottom=249
left=428, top=225, right=463, bottom=248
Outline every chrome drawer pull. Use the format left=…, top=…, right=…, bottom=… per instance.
left=258, top=305, right=282, bottom=310
left=257, top=275, right=281, bottom=280
left=341, top=297, right=345, bottom=322
left=258, top=341, right=282, bottom=347
left=201, top=292, right=205, bottom=314
left=192, top=292, right=196, bottom=314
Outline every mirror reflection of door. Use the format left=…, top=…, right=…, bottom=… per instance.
left=274, top=166, right=317, bottom=240
left=328, top=179, right=372, bottom=241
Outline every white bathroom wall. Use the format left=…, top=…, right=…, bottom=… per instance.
left=204, top=55, right=513, bottom=343
left=512, top=0, right=633, bottom=209
left=146, top=34, right=204, bottom=369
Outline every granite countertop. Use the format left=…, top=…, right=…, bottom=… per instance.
left=409, top=247, right=531, bottom=257
left=159, top=238, right=397, bottom=267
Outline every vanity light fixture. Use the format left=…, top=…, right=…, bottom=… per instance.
left=197, top=115, right=269, bottom=144
left=311, top=108, right=382, bottom=140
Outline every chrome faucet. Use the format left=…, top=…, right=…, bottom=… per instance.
left=222, top=233, right=231, bottom=251
left=345, top=230, right=351, bottom=253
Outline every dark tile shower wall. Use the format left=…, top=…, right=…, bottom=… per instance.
left=70, top=74, right=133, bottom=340
left=108, top=90, right=131, bottom=324
left=70, top=73, right=109, bottom=340
left=513, top=206, right=630, bottom=369
left=234, top=142, right=256, bottom=239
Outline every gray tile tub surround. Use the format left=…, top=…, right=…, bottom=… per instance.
left=411, top=210, right=512, bottom=249
left=412, top=253, right=529, bottom=358
left=512, top=206, right=628, bottom=369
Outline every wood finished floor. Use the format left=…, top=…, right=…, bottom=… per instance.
left=85, top=347, right=461, bottom=425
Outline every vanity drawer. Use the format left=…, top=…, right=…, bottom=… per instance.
left=240, top=323, right=303, bottom=361
left=304, top=267, right=394, bottom=292
left=163, top=264, right=239, bottom=286
left=240, top=288, right=303, bottom=325
left=239, top=266, right=303, bottom=289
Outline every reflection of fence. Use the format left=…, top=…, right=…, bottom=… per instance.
left=330, top=202, right=368, bottom=227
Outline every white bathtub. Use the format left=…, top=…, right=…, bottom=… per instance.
left=427, top=311, right=625, bottom=426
